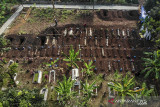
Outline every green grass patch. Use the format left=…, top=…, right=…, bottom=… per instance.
left=33, top=73, right=39, bottom=83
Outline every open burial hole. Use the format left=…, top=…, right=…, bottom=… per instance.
left=7, top=37, right=14, bottom=43
left=128, top=11, right=138, bottom=17
left=39, top=36, right=46, bottom=46
left=103, top=10, right=108, bottom=16
left=19, top=37, right=25, bottom=45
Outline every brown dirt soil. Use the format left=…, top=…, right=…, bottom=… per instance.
left=2, top=25, right=155, bottom=76
left=6, top=8, right=138, bottom=35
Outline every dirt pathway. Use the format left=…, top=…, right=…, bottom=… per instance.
left=9, top=8, right=32, bottom=34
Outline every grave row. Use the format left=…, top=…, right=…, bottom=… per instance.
left=61, top=27, right=139, bottom=39
left=8, top=35, right=140, bottom=47
left=5, top=46, right=143, bottom=59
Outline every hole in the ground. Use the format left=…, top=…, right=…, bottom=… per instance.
left=40, top=36, right=46, bottom=46
left=103, top=10, right=108, bottom=16
left=19, top=38, right=25, bottom=45
left=128, top=11, right=136, bottom=17
left=7, top=37, right=14, bottom=43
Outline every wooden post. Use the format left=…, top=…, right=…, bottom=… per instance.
left=127, top=29, right=130, bottom=37
left=86, top=28, right=88, bottom=36
left=52, top=37, right=56, bottom=46
left=117, top=29, right=120, bottom=37
left=89, top=28, right=92, bottom=36
left=131, top=61, right=135, bottom=72
left=95, top=37, right=97, bottom=46
left=84, top=37, right=87, bottom=46
left=63, top=28, right=67, bottom=37
left=102, top=47, right=104, bottom=57
left=108, top=61, right=111, bottom=71
left=106, top=38, right=108, bottom=47
left=45, top=36, right=49, bottom=45
left=122, top=30, right=125, bottom=37
left=57, top=46, right=60, bottom=56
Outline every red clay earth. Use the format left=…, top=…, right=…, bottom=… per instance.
left=2, top=24, right=155, bottom=76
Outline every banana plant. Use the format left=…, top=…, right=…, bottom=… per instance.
left=62, top=45, right=81, bottom=69
left=81, top=60, right=95, bottom=77
left=141, top=51, right=160, bottom=80
left=81, top=80, right=96, bottom=106
left=136, top=83, right=154, bottom=99
left=108, top=74, right=142, bottom=104
left=55, top=76, right=76, bottom=105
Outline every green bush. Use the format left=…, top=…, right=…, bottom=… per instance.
left=0, top=1, right=12, bottom=26
left=0, top=36, right=8, bottom=48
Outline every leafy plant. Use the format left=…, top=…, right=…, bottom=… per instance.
left=107, top=70, right=123, bottom=82
left=0, top=88, right=46, bottom=107
left=0, top=61, right=18, bottom=87
left=81, top=60, right=95, bottom=77
left=62, top=45, right=81, bottom=69
left=0, top=35, right=8, bottom=48
left=108, top=74, right=140, bottom=104
left=141, top=5, right=160, bottom=40
left=136, top=83, right=154, bottom=99
left=141, top=51, right=160, bottom=80
left=144, top=0, right=160, bottom=11
left=55, top=76, right=76, bottom=105
left=81, top=80, right=97, bottom=106
left=45, top=58, right=59, bottom=67
left=0, top=1, right=12, bottom=26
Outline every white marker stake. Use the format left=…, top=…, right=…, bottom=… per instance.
left=122, top=30, right=125, bottom=37
left=45, top=36, right=49, bottom=45
left=118, top=29, right=120, bottom=36
left=63, top=28, right=67, bottom=37
left=86, top=28, right=87, bottom=36
left=108, top=61, right=111, bottom=71
left=127, top=29, right=130, bottom=37
left=89, top=28, right=92, bottom=36
left=52, top=37, right=56, bottom=45
left=35, top=48, right=38, bottom=55
left=102, top=48, right=104, bottom=57
left=95, top=38, right=97, bottom=46
left=57, top=46, right=60, bottom=56
left=84, top=37, right=87, bottom=46
left=106, top=38, right=108, bottom=47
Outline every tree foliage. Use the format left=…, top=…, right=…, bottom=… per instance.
left=144, top=0, right=160, bottom=12
left=0, top=1, right=11, bottom=26
left=0, top=60, right=18, bottom=88
left=141, top=51, right=160, bottom=80
left=142, top=1, right=160, bottom=40
left=0, top=88, right=46, bottom=107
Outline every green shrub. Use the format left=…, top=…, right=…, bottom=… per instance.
left=0, top=36, right=8, bottom=48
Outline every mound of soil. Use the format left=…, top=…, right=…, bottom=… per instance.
left=97, top=10, right=139, bottom=21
